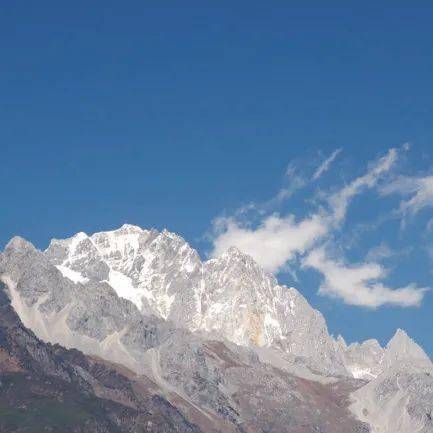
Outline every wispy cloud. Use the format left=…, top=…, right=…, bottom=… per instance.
left=381, top=175, right=433, bottom=218
left=270, top=163, right=307, bottom=205
left=210, top=148, right=400, bottom=272
left=328, top=147, right=399, bottom=224
left=365, top=242, right=394, bottom=262
left=303, top=247, right=428, bottom=308
left=312, top=148, right=342, bottom=181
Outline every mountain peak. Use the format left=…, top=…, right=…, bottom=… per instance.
left=385, top=328, right=431, bottom=367
left=335, top=334, right=347, bottom=349
left=387, top=328, right=409, bottom=344
left=5, top=236, right=36, bottom=252
left=221, top=246, right=258, bottom=265
left=118, top=223, right=144, bottom=232
left=386, top=328, right=417, bottom=351
left=225, top=245, right=246, bottom=257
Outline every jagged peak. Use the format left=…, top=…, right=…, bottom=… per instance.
left=48, top=231, right=88, bottom=247
left=335, top=334, right=347, bottom=349
left=74, top=231, right=88, bottom=239
left=160, top=228, right=186, bottom=241
left=158, top=229, right=199, bottom=250
left=152, top=230, right=198, bottom=256
left=93, top=224, right=147, bottom=237
left=387, top=328, right=412, bottom=348
left=118, top=223, right=144, bottom=232
left=5, top=236, right=37, bottom=252
left=206, top=247, right=270, bottom=277
left=49, top=225, right=147, bottom=249
left=348, top=338, right=382, bottom=350
left=220, top=246, right=258, bottom=264
left=385, top=328, right=431, bottom=365
left=226, top=246, right=244, bottom=256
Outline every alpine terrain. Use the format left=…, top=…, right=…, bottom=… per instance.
left=0, top=224, right=432, bottom=432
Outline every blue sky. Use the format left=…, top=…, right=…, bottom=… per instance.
left=1, top=3, right=433, bottom=355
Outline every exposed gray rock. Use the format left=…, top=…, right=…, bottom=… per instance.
left=350, top=362, right=433, bottom=433
left=0, top=281, right=202, bottom=433
left=336, top=336, right=385, bottom=379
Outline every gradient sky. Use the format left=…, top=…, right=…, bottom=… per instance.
left=1, top=3, right=433, bottom=355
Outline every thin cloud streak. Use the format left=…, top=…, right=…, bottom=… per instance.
left=312, top=148, right=342, bottom=180
left=210, top=148, right=400, bottom=272
left=328, top=147, right=399, bottom=224
left=381, top=175, right=433, bottom=217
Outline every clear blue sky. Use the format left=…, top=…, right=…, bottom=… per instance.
left=1, top=3, right=432, bottom=355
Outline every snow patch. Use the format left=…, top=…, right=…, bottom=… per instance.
left=56, top=265, right=89, bottom=284
left=349, top=365, right=377, bottom=380
left=106, top=269, right=146, bottom=310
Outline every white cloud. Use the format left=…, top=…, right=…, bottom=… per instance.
left=381, top=175, right=433, bottom=217
left=303, top=247, right=428, bottom=308
left=211, top=214, right=327, bottom=273
left=312, top=148, right=342, bottom=180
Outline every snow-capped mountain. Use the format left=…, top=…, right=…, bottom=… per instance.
left=44, top=224, right=346, bottom=376
left=0, top=224, right=432, bottom=433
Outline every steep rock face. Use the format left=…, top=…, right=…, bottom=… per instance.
left=200, top=247, right=345, bottom=375
left=44, top=225, right=346, bottom=376
left=336, top=336, right=385, bottom=380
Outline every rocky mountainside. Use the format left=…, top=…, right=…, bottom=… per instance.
left=44, top=224, right=344, bottom=376
left=0, top=224, right=432, bottom=433
left=0, top=280, right=201, bottom=433
left=337, top=329, right=433, bottom=433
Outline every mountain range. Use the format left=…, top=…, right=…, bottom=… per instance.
left=0, top=224, right=432, bottom=432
